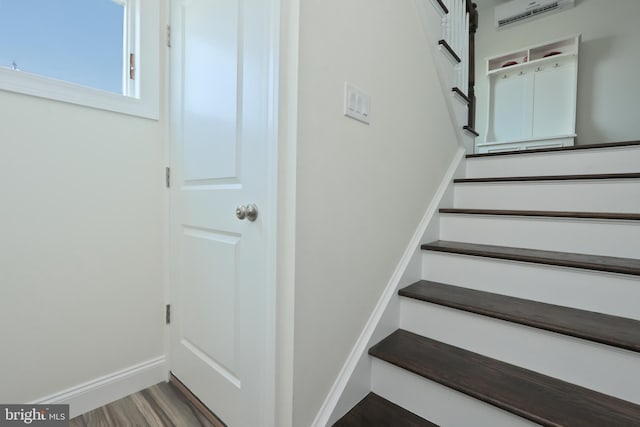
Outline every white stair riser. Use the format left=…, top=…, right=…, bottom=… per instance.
left=452, top=95, right=467, bottom=130
left=454, top=180, right=640, bottom=212
left=462, top=132, right=475, bottom=155
left=466, top=147, right=640, bottom=178
left=400, top=299, right=640, bottom=404
left=421, top=252, right=640, bottom=320
left=435, top=49, right=456, bottom=90
left=440, top=214, right=640, bottom=258
left=371, top=359, right=537, bottom=427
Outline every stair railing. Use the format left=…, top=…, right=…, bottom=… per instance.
left=439, top=0, right=478, bottom=136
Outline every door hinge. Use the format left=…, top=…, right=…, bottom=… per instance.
left=166, top=24, right=172, bottom=48
left=129, top=53, right=136, bottom=80
left=165, top=304, right=171, bottom=324
left=165, top=167, right=171, bottom=188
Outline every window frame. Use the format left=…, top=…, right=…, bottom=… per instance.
left=0, top=0, right=159, bottom=120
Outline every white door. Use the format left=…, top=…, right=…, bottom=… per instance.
left=169, top=0, right=276, bottom=425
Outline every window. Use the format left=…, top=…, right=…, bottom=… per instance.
left=0, top=0, right=159, bottom=119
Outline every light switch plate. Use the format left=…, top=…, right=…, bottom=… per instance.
left=344, top=82, right=370, bottom=124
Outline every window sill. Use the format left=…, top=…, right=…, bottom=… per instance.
left=0, top=68, right=159, bottom=120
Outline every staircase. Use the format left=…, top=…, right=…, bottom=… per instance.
left=333, top=141, right=640, bottom=426
left=414, top=0, right=478, bottom=154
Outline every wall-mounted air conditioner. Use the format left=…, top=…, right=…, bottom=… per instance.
left=495, top=0, right=575, bottom=29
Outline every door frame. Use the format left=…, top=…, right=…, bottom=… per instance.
left=163, top=0, right=282, bottom=424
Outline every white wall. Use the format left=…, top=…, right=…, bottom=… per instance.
left=475, top=0, right=640, bottom=145
left=0, top=33, right=167, bottom=407
left=292, top=1, right=460, bottom=425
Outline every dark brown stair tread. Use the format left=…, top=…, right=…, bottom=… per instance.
left=332, top=392, right=438, bottom=427
left=463, top=125, right=479, bottom=137
left=438, top=39, right=461, bottom=63
left=399, top=280, right=640, bottom=352
left=434, top=0, right=449, bottom=14
left=439, top=208, right=640, bottom=220
left=369, top=330, right=640, bottom=426
left=451, top=87, right=469, bottom=103
left=454, top=172, right=640, bottom=183
left=467, top=140, right=640, bottom=158
left=421, top=240, right=640, bottom=276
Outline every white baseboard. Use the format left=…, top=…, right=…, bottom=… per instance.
left=32, top=356, right=168, bottom=418
left=311, top=147, right=466, bottom=427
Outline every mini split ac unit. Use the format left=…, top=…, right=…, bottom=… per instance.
left=495, top=0, right=575, bottom=29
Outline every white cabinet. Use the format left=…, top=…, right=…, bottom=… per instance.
left=479, top=35, right=579, bottom=153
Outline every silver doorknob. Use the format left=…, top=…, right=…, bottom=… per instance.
left=236, top=204, right=258, bottom=222
left=245, top=204, right=258, bottom=221
left=236, top=205, right=246, bottom=220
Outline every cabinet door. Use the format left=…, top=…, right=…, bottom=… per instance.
left=489, top=72, right=533, bottom=142
left=532, top=61, right=576, bottom=137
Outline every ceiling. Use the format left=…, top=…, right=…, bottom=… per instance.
left=474, top=0, right=510, bottom=10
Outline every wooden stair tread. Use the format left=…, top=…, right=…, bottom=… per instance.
left=369, top=330, right=640, bottom=427
left=332, top=392, right=438, bottom=427
left=421, top=240, right=640, bottom=276
left=451, top=87, right=469, bottom=103
left=454, top=172, right=640, bottom=183
left=439, top=208, right=640, bottom=220
left=434, top=0, right=448, bottom=14
left=400, top=280, right=640, bottom=352
left=438, top=39, right=461, bottom=63
left=467, top=140, right=640, bottom=158
left=463, top=125, right=479, bottom=137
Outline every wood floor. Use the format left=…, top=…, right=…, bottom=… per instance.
left=70, top=381, right=223, bottom=427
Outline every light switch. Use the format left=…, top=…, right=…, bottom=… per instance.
left=344, top=82, right=370, bottom=125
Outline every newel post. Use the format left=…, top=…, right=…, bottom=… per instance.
left=467, top=1, right=478, bottom=131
